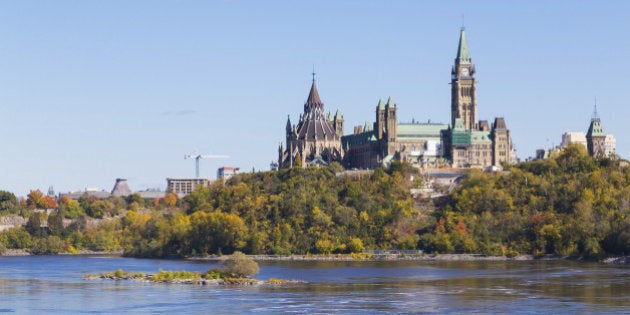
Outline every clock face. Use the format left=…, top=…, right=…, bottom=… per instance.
left=461, top=68, right=469, bottom=76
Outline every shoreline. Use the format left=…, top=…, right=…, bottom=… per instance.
left=190, top=253, right=540, bottom=262
left=1, top=249, right=123, bottom=257
left=3, top=250, right=627, bottom=265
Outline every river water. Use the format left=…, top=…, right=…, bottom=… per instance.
left=0, top=256, right=627, bottom=314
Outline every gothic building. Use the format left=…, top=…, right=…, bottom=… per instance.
left=586, top=108, right=614, bottom=158
left=553, top=107, right=615, bottom=159
left=341, top=28, right=513, bottom=170
left=278, top=79, right=344, bottom=168
left=280, top=28, right=514, bottom=170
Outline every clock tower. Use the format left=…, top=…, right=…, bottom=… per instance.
left=451, top=27, right=477, bottom=130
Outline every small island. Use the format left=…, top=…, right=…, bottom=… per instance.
left=84, top=252, right=305, bottom=286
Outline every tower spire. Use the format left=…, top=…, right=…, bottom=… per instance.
left=592, top=97, right=599, bottom=121
left=312, top=64, right=316, bottom=83
left=456, top=27, right=472, bottom=65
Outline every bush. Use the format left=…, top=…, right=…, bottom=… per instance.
left=29, top=236, right=67, bottom=255
left=152, top=269, right=200, bottom=282
left=347, top=238, right=364, bottom=253
left=222, top=251, right=259, bottom=278
left=203, top=268, right=229, bottom=280
left=0, top=227, right=33, bottom=249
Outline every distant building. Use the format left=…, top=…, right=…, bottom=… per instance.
left=111, top=178, right=132, bottom=197
left=217, top=166, right=239, bottom=180
left=278, top=78, right=344, bottom=168
left=561, top=132, right=587, bottom=149
left=136, top=190, right=166, bottom=200
left=560, top=106, right=615, bottom=158
left=338, top=28, right=513, bottom=170
left=166, top=178, right=210, bottom=197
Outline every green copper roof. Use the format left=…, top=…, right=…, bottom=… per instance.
left=335, top=109, right=342, bottom=117
left=396, top=123, right=448, bottom=141
left=587, top=119, right=605, bottom=137
left=377, top=99, right=385, bottom=110
left=452, top=129, right=471, bottom=145
left=386, top=96, right=395, bottom=108
left=471, top=130, right=492, bottom=143
left=453, top=118, right=466, bottom=130
left=456, top=27, right=472, bottom=65
left=451, top=119, right=471, bottom=144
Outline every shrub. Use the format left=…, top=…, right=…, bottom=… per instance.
left=222, top=251, right=259, bottom=278
left=29, top=236, right=67, bottom=255
left=1, top=227, right=33, bottom=249
left=347, top=238, right=364, bottom=253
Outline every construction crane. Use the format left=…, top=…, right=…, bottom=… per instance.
left=184, top=153, right=229, bottom=178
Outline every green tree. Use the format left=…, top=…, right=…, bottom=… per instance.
left=188, top=211, right=248, bottom=255
left=222, top=251, right=259, bottom=278
left=0, top=190, right=19, bottom=213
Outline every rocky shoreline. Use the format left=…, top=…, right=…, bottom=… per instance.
left=84, top=272, right=306, bottom=286
left=1, top=249, right=123, bottom=257
left=189, top=253, right=538, bottom=262
left=601, top=256, right=630, bottom=265
left=3, top=250, right=628, bottom=265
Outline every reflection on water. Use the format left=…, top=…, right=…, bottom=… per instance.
left=0, top=256, right=628, bottom=314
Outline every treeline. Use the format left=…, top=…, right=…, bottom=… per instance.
left=2, top=144, right=630, bottom=259
left=420, top=144, right=630, bottom=258
left=123, top=162, right=420, bottom=257
left=0, top=190, right=178, bottom=255
left=0, top=162, right=421, bottom=257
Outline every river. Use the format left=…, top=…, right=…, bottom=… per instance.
left=0, top=256, right=627, bottom=314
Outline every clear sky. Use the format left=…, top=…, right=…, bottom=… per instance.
left=1, top=1, right=629, bottom=197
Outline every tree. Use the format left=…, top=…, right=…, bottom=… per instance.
left=58, top=196, right=84, bottom=219
left=29, top=236, right=67, bottom=255
left=25, top=213, right=45, bottom=237
left=26, top=190, right=44, bottom=209
left=222, top=251, right=259, bottom=278
left=0, top=227, right=33, bottom=249
left=0, top=191, right=18, bottom=212
left=163, top=193, right=178, bottom=207
left=188, top=211, right=248, bottom=255
left=47, top=211, right=65, bottom=236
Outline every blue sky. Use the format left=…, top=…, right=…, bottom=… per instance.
left=1, top=1, right=629, bottom=196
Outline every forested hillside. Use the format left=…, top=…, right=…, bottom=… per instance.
left=1, top=144, right=629, bottom=259
left=421, top=144, right=630, bottom=258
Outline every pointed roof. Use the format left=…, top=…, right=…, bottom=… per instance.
left=111, top=178, right=132, bottom=197
left=386, top=96, right=395, bottom=108
left=587, top=119, right=604, bottom=137
left=295, top=79, right=338, bottom=141
left=377, top=99, right=385, bottom=110
left=286, top=115, right=292, bottom=132
left=305, top=81, right=323, bottom=109
left=492, top=117, right=507, bottom=130
left=587, top=105, right=605, bottom=137
left=456, top=27, right=472, bottom=65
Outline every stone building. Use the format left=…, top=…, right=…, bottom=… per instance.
left=280, top=28, right=514, bottom=170
left=278, top=79, right=344, bottom=168
left=342, top=28, right=513, bottom=170
left=560, top=107, right=616, bottom=158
